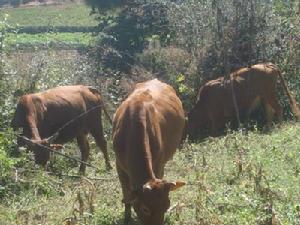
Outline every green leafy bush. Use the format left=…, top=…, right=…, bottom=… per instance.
left=0, top=130, right=19, bottom=198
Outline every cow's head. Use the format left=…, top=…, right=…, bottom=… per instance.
left=131, top=179, right=185, bottom=225
left=11, top=95, right=60, bottom=165
left=15, top=135, right=60, bottom=166
left=12, top=97, right=61, bottom=166
left=11, top=97, right=34, bottom=146
left=186, top=100, right=207, bottom=139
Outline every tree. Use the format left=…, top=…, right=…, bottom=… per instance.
left=84, top=0, right=171, bottom=72
left=84, top=0, right=129, bottom=11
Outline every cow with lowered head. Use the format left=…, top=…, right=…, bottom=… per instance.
left=11, top=85, right=112, bottom=174
left=113, top=79, right=186, bottom=225
left=187, top=63, right=300, bottom=138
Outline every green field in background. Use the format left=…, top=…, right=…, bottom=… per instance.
left=5, top=32, right=95, bottom=48
left=0, top=3, right=97, bottom=27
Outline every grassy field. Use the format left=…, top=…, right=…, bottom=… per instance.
left=0, top=122, right=300, bottom=225
left=0, top=3, right=97, bottom=27
left=1, top=2, right=300, bottom=225
left=5, top=32, right=95, bottom=49
left=1, top=3, right=98, bottom=49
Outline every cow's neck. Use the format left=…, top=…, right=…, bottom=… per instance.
left=129, top=120, right=157, bottom=188
left=30, top=127, right=41, bottom=140
left=128, top=136, right=157, bottom=188
left=26, top=117, right=41, bottom=140
left=25, top=96, right=42, bottom=141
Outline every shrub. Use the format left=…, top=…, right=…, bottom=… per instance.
left=0, top=130, right=19, bottom=198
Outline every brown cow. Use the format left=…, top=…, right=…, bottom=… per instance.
left=11, top=85, right=112, bottom=173
left=113, top=79, right=186, bottom=225
left=187, top=63, right=300, bottom=137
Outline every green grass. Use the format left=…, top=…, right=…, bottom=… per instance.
left=0, top=3, right=97, bottom=27
left=1, top=122, right=300, bottom=224
left=5, top=32, right=95, bottom=48
left=0, top=3, right=105, bottom=49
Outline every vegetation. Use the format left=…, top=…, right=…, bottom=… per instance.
left=0, top=3, right=98, bottom=49
left=0, top=0, right=300, bottom=224
left=74, top=0, right=299, bottom=118
left=5, top=32, right=95, bottom=49
left=0, top=3, right=97, bottom=27
left=1, top=124, right=300, bottom=224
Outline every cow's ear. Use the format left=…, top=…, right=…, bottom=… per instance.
left=167, top=181, right=186, bottom=192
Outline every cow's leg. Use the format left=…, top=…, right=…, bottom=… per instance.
left=210, top=118, right=223, bottom=137
left=116, top=165, right=132, bottom=225
left=90, top=121, right=112, bottom=170
left=124, top=204, right=131, bottom=225
left=243, top=110, right=250, bottom=134
left=244, top=109, right=253, bottom=134
left=268, top=97, right=283, bottom=123
left=76, top=134, right=90, bottom=174
left=245, top=96, right=261, bottom=132
left=263, top=102, right=275, bottom=130
left=208, top=115, right=216, bottom=137
left=210, top=120, right=217, bottom=137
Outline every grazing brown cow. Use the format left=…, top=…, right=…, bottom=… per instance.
left=11, top=85, right=112, bottom=173
left=187, top=63, right=300, bottom=137
left=113, top=79, right=186, bottom=225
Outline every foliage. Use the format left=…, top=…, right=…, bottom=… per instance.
left=0, top=13, right=15, bottom=126
left=0, top=131, right=17, bottom=197
left=166, top=1, right=263, bottom=89
left=137, top=47, right=195, bottom=108
left=271, top=0, right=300, bottom=118
left=84, top=0, right=300, bottom=117
left=165, top=0, right=299, bottom=103
left=84, top=0, right=128, bottom=11
left=86, top=0, right=172, bottom=72
left=0, top=16, right=24, bottom=196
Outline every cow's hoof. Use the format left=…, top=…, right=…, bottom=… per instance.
left=124, top=217, right=131, bottom=225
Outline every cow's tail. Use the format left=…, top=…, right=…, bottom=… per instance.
left=276, top=66, right=300, bottom=119
left=88, top=86, right=113, bottom=125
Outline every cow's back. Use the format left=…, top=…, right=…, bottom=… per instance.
left=188, top=63, right=280, bottom=135
left=234, top=63, right=278, bottom=90
left=200, top=63, right=279, bottom=114
left=113, top=79, right=185, bottom=177
left=36, top=85, right=102, bottom=142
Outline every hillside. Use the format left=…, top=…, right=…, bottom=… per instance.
left=0, top=1, right=299, bottom=225
left=0, top=123, right=300, bottom=224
